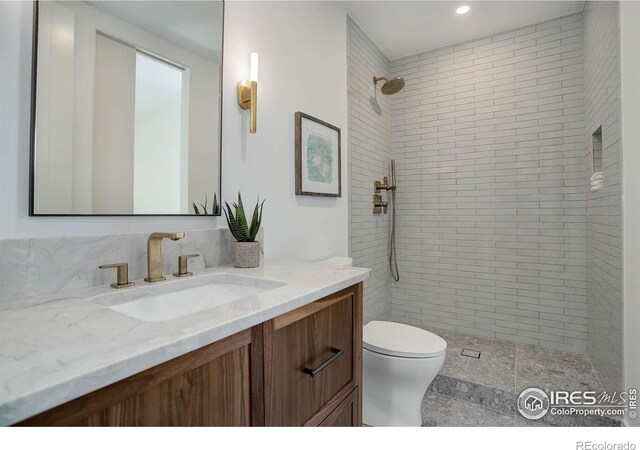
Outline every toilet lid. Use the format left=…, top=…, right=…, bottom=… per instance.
left=363, top=321, right=447, bottom=358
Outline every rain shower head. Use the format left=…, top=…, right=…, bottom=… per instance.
left=373, top=76, right=405, bottom=95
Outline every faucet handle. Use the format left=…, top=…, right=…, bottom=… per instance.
left=173, top=254, right=199, bottom=277
left=99, top=263, right=135, bottom=289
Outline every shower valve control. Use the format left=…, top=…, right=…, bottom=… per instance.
left=373, top=194, right=388, bottom=214
left=374, top=177, right=396, bottom=193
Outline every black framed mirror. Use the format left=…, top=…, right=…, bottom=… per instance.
left=29, top=0, right=224, bottom=216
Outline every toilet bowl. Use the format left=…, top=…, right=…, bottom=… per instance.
left=363, top=321, right=447, bottom=427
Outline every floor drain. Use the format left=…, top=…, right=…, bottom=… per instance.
left=461, top=349, right=481, bottom=359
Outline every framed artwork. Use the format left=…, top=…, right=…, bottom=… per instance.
left=295, top=112, right=341, bottom=197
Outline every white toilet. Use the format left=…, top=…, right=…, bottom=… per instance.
left=363, top=320, right=446, bottom=426
left=317, top=256, right=447, bottom=426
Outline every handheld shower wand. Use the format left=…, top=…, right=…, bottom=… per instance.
left=389, top=161, right=400, bottom=281
left=373, top=161, right=400, bottom=281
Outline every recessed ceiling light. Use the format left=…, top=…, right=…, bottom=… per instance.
left=457, top=5, right=470, bottom=14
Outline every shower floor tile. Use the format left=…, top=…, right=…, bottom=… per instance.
left=414, top=326, right=617, bottom=427
left=423, top=326, right=516, bottom=393
left=515, top=342, right=604, bottom=393
left=421, top=325, right=605, bottom=395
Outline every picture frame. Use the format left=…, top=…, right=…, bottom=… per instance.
left=295, top=111, right=342, bottom=197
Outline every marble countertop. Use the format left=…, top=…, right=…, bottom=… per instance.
left=0, top=261, right=370, bottom=426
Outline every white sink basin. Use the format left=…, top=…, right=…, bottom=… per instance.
left=94, top=273, right=285, bottom=322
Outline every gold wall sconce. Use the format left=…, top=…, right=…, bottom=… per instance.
left=237, top=52, right=259, bottom=133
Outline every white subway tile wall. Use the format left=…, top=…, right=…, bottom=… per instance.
left=348, top=17, right=393, bottom=322
left=388, top=13, right=589, bottom=353
left=583, top=1, right=623, bottom=392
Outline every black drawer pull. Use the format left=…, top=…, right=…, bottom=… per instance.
left=303, top=348, right=344, bottom=378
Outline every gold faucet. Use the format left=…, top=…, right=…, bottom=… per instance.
left=144, top=232, right=185, bottom=282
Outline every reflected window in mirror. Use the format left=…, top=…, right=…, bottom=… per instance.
left=30, top=1, right=224, bottom=215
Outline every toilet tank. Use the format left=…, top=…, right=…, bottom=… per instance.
left=317, top=257, right=353, bottom=267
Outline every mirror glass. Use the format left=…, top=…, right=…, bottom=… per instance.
left=31, top=1, right=223, bottom=215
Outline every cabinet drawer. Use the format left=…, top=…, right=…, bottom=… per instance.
left=266, top=287, right=358, bottom=426
left=320, top=388, right=358, bottom=427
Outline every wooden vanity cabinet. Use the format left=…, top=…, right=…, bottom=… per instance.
left=18, top=283, right=363, bottom=427
left=19, top=328, right=259, bottom=426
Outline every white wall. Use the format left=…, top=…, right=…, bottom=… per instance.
left=93, top=33, right=136, bottom=214
left=222, top=1, right=349, bottom=260
left=620, top=0, right=640, bottom=428
left=187, top=57, right=220, bottom=214
left=0, top=1, right=349, bottom=262
left=34, top=1, right=75, bottom=214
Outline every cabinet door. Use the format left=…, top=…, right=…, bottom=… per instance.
left=263, top=283, right=363, bottom=426
left=319, top=388, right=358, bottom=427
left=19, top=328, right=262, bottom=426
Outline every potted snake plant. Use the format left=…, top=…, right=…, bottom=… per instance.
left=223, top=192, right=265, bottom=268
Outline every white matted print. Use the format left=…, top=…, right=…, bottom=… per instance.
left=295, top=112, right=341, bottom=197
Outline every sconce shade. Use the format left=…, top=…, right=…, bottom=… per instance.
left=250, top=52, right=259, bottom=82
left=238, top=53, right=259, bottom=133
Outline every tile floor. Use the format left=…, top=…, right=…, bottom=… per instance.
left=419, top=327, right=621, bottom=427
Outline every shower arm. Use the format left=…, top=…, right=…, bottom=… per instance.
left=373, top=76, right=389, bottom=85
